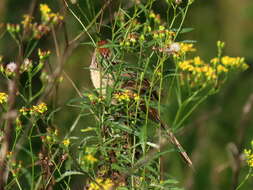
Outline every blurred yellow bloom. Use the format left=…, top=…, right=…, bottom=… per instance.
left=149, top=11, right=156, bottom=18
left=40, top=4, right=63, bottom=23
left=221, top=56, right=248, bottom=70
left=85, top=154, right=98, bottom=164
left=88, top=178, right=114, bottom=190
left=244, top=149, right=253, bottom=168
left=178, top=53, right=249, bottom=88
left=62, top=139, right=70, bottom=147
left=178, top=57, right=217, bottom=87
left=40, top=4, right=51, bottom=14
left=21, top=14, right=33, bottom=29
left=19, top=107, right=30, bottom=115
left=32, top=102, right=47, bottom=114
left=180, top=43, right=196, bottom=54
left=210, top=57, right=219, bottom=65
left=114, top=91, right=131, bottom=102
left=159, top=25, right=165, bottom=31
left=134, top=94, right=140, bottom=102
left=217, top=65, right=228, bottom=73
left=0, top=92, right=8, bottom=104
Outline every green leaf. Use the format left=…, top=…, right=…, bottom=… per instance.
left=162, top=179, right=179, bottom=184
left=178, top=27, right=195, bottom=34
left=111, top=163, right=123, bottom=171
left=113, top=123, right=133, bottom=134
left=181, top=40, right=197, bottom=43
left=55, top=171, right=85, bottom=182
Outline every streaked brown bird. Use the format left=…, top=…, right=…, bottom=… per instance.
left=89, top=40, right=193, bottom=167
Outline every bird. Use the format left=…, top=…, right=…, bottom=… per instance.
left=89, top=40, right=193, bottom=168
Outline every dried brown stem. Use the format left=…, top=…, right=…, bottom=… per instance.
left=0, top=44, right=23, bottom=189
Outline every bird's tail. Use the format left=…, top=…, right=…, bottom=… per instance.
left=160, top=121, right=193, bottom=168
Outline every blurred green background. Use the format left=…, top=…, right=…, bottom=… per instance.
left=0, top=0, right=253, bottom=189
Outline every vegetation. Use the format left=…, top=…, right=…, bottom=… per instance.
left=0, top=0, right=252, bottom=189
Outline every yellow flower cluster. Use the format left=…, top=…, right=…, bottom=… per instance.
left=178, top=55, right=248, bottom=87
left=88, top=178, right=114, bottom=190
left=88, top=94, right=96, bottom=101
left=40, top=4, right=63, bottom=24
left=179, top=43, right=196, bottom=54
left=210, top=56, right=248, bottom=71
left=114, top=91, right=130, bottom=102
left=244, top=141, right=253, bottom=168
left=84, top=154, right=98, bottom=164
left=0, top=92, right=8, bottom=104
left=20, top=102, right=47, bottom=115
left=221, top=56, right=248, bottom=70
left=6, top=4, right=63, bottom=41
left=120, top=33, right=139, bottom=47
left=149, top=11, right=161, bottom=23
left=87, top=93, right=104, bottom=104
left=152, top=25, right=175, bottom=40
left=62, top=139, right=70, bottom=147
left=38, top=49, right=51, bottom=60
left=178, top=57, right=217, bottom=85
left=21, top=14, right=33, bottom=30
left=41, top=128, right=58, bottom=145
left=82, top=147, right=98, bottom=165
left=114, top=90, right=140, bottom=102
left=244, top=149, right=253, bottom=168
left=32, top=102, right=48, bottom=114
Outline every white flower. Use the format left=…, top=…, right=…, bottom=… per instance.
left=6, top=62, right=17, bottom=73
left=165, top=42, right=181, bottom=54
left=170, top=43, right=181, bottom=52
left=21, top=58, right=32, bottom=72
left=175, top=0, right=182, bottom=4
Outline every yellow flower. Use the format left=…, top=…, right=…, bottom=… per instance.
left=217, top=65, right=228, bottom=73
left=147, top=26, right=152, bottom=32
left=153, top=32, right=159, bottom=39
left=88, top=178, right=114, bottom=190
left=134, top=94, right=140, bottom=102
left=149, top=11, right=156, bottom=18
left=0, top=92, right=8, bottom=104
left=129, top=37, right=136, bottom=43
left=15, top=118, right=22, bottom=130
left=180, top=43, right=196, bottom=54
left=62, top=139, right=70, bottom=147
left=19, top=107, right=30, bottom=115
left=210, top=57, right=219, bottom=65
left=40, top=4, right=51, bottom=15
left=125, top=41, right=130, bottom=46
left=40, top=4, right=63, bottom=23
left=178, top=57, right=218, bottom=87
left=21, top=14, right=33, bottom=29
left=85, top=154, right=98, bottom=164
left=154, top=14, right=161, bottom=24
left=244, top=149, right=253, bottom=168
left=88, top=94, right=97, bottom=102
left=114, top=91, right=131, bottom=102
left=159, top=25, right=165, bottom=31
left=202, top=66, right=216, bottom=80
left=221, top=56, right=248, bottom=70
left=32, top=102, right=47, bottom=114
left=193, top=56, right=204, bottom=66
left=139, top=34, right=145, bottom=42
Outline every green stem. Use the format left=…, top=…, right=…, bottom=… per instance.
left=235, top=168, right=252, bottom=190
left=28, top=123, right=35, bottom=190
left=174, top=2, right=191, bottom=40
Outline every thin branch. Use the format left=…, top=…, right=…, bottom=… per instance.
left=0, top=44, right=23, bottom=189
